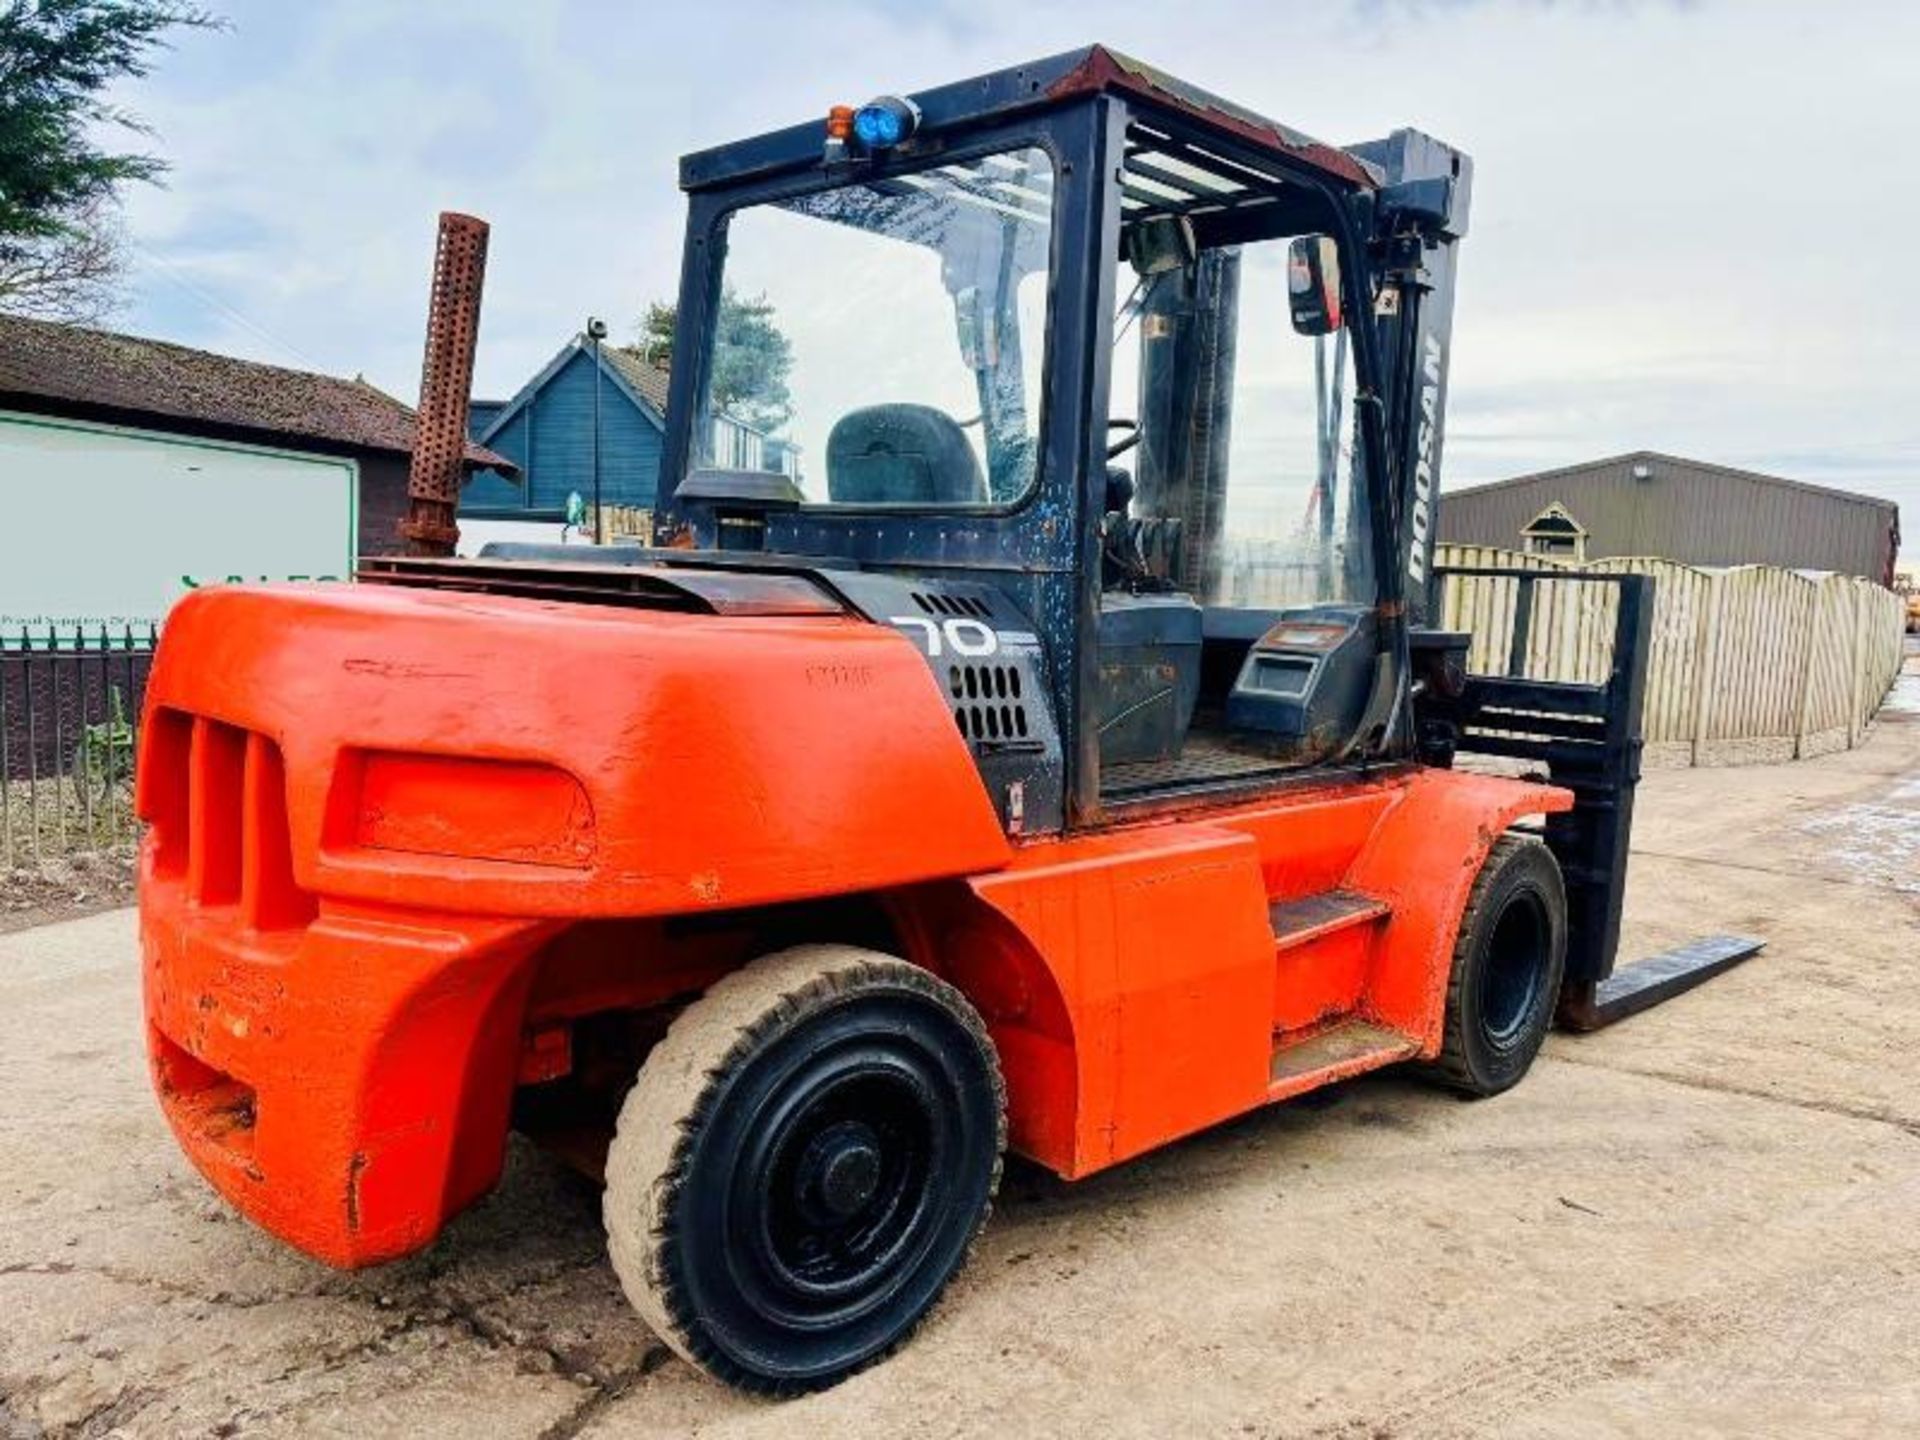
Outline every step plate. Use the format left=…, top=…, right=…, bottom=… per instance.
left=1269, top=889, right=1391, bottom=951
left=1269, top=1020, right=1416, bottom=1087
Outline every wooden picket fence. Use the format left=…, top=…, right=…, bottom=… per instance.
left=586, top=505, right=653, bottom=542
left=1435, top=546, right=1907, bottom=768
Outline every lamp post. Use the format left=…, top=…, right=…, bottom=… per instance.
left=587, top=315, right=609, bottom=543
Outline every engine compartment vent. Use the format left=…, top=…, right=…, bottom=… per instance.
left=912, top=590, right=994, bottom=620
left=948, top=662, right=1030, bottom=743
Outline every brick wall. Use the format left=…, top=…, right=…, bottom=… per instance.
left=356, top=451, right=411, bottom=558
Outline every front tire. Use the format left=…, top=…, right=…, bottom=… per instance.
left=603, top=945, right=1005, bottom=1394
left=1423, top=833, right=1568, bottom=1097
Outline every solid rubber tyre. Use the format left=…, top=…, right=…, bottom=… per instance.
left=603, top=944, right=1005, bottom=1394
left=1422, top=833, right=1568, bottom=1097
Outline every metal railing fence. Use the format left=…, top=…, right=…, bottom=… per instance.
left=1, top=624, right=158, bottom=864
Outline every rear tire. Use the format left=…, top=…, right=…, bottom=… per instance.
left=603, top=944, right=1005, bottom=1394
left=1422, top=833, right=1567, bottom=1097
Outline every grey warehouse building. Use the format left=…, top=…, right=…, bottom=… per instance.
left=1437, top=450, right=1901, bottom=586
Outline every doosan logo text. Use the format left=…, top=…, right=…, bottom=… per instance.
left=1406, top=332, right=1443, bottom=586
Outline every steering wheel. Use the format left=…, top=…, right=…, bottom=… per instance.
left=1107, top=418, right=1141, bottom=460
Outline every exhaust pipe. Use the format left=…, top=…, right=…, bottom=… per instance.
left=400, top=211, right=490, bottom=557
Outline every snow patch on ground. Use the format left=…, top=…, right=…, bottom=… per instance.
left=1800, top=801, right=1920, bottom=895
left=1884, top=672, right=1920, bottom=717
left=1803, top=655, right=1920, bottom=893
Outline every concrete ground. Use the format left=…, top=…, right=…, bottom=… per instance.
left=4, top=660, right=1917, bottom=1439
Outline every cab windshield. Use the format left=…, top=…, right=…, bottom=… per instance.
left=693, top=145, right=1055, bottom=507
left=1083, top=116, right=1376, bottom=617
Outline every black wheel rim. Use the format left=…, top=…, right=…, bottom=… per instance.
left=692, top=1002, right=989, bottom=1358
left=661, top=983, right=999, bottom=1386
left=729, top=1048, right=947, bottom=1324
left=1479, top=889, right=1550, bottom=1048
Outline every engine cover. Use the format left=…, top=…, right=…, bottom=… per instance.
left=824, top=570, right=1065, bottom=836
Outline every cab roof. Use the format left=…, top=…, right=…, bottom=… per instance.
left=679, top=44, right=1383, bottom=194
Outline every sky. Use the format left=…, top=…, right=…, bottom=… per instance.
left=106, top=0, right=1920, bottom=529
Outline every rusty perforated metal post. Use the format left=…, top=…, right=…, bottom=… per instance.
left=400, top=212, right=490, bottom=556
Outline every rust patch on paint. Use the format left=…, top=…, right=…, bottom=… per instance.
left=345, top=1152, right=368, bottom=1234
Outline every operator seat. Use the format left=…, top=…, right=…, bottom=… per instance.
left=826, top=404, right=987, bottom=506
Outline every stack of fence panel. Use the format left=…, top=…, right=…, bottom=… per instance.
left=1435, top=546, right=1906, bottom=767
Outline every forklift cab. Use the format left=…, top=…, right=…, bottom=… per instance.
left=649, top=48, right=1468, bottom=831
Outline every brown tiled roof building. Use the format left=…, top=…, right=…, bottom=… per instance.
left=0, top=314, right=514, bottom=556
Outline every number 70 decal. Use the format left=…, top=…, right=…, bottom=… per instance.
left=889, top=616, right=999, bottom=657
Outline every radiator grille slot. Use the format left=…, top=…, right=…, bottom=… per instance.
left=188, top=716, right=246, bottom=905
left=150, top=709, right=315, bottom=929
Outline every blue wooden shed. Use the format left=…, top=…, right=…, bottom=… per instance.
left=461, top=337, right=671, bottom=520
left=462, top=336, right=784, bottom=522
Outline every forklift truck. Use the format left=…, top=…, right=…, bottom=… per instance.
left=137, top=47, right=1758, bottom=1393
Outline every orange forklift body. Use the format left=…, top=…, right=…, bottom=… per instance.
left=140, top=582, right=1568, bottom=1266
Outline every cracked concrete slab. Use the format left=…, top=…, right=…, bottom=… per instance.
left=1, top=656, right=1916, bottom=1437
